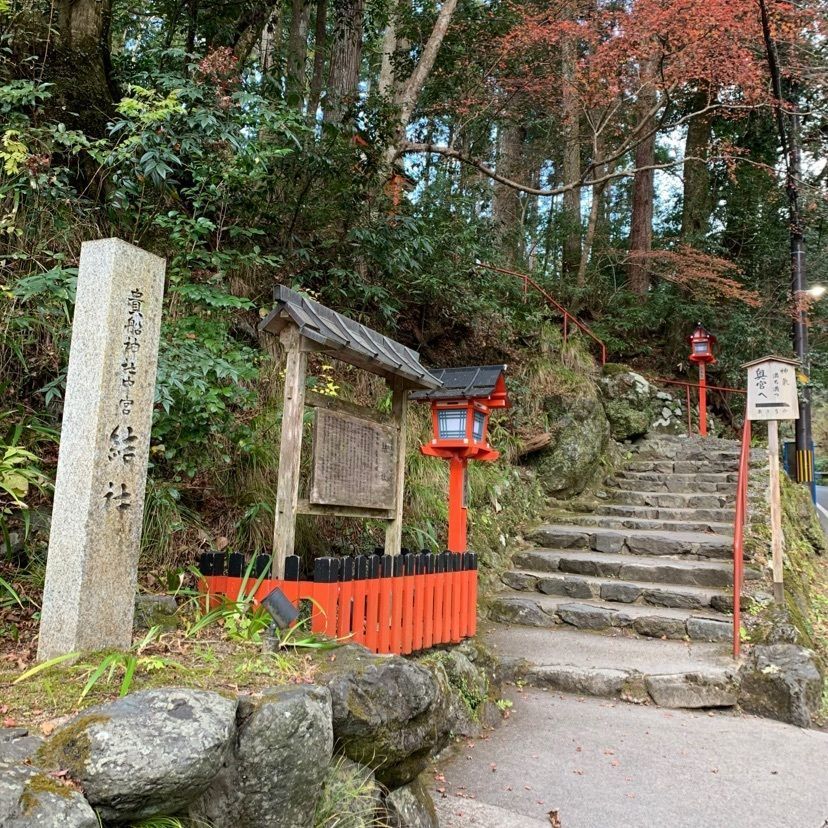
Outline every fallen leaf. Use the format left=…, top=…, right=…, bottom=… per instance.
left=548, top=808, right=562, bottom=827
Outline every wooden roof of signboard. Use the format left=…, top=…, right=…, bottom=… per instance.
left=409, top=365, right=508, bottom=405
left=741, top=355, right=800, bottom=369
left=258, top=286, right=442, bottom=390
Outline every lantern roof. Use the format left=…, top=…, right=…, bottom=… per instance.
left=259, top=286, right=442, bottom=390
left=410, top=365, right=509, bottom=406
left=688, top=323, right=717, bottom=345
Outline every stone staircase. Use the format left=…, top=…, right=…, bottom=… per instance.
left=485, top=435, right=763, bottom=709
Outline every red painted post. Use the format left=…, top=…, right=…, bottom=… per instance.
left=698, top=363, right=708, bottom=437
left=402, top=553, right=416, bottom=654
left=422, top=554, right=435, bottom=649
left=364, top=556, right=381, bottom=652
left=432, top=555, right=445, bottom=644
left=337, top=557, right=355, bottom=641
left=378, top=556, right=393, bottom=653
left=447, top=457, right=468, bottom=553
left=351, top=556, right=368, bottom=647
left=468, top=553, right=478, bottom=636
left=733, top=419, right=751, bottom=659
left=390, top=556, right=405, bottom=655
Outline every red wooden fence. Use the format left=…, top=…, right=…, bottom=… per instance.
left=197, top=551, right=478, bottom=655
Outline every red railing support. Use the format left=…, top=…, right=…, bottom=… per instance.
left=478, top=262, right=607, bottom=365
left=732, top=418, right=751, bottom=659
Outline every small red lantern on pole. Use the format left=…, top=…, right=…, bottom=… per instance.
left=411, top=366, right=509, bottom=552
left=688, top=323, right=717, bottom=437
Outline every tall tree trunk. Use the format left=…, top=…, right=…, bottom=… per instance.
left=578, top=129, right=614, bottom=285
left=306, top=0, right=328, bottom=121
left=628, top=65, right=658, bottom=295
left=492, top=121, right=525, bottom=266
left=681, top=88, right=713, bottom=243
left=285, top=0, right=312, bottom=109
left=378, top=6, right=397, bottom=96
left=32, top=0, right=117, bottom=137
left=323, top=0, right=365, bottom=124
left=561, top=29, right=582, bottom=279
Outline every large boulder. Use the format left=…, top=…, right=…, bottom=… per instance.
left=529, top=389, right=610, bottom=496
left=0, top=762, right=98, bottom=828
left=599, top=364, right=653, bottom=441
left=738, top=644, right=824, bottom=727
left=191, top=685, right=333, bottom=828
left=319, top=646, right=452, bottom=788
left=384, top=778, right=439, bottom=828
left=36, top=688, right=237, bottom=823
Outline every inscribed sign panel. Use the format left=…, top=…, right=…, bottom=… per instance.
left=746, top=360, right=799, bottom=421
left=310, top=409, right=397, bottom=509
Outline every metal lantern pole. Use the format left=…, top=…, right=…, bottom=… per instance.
left=698, top=363, right=708, bottom=437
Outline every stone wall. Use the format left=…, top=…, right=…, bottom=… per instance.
left=0, top=642, right=501, bottom=827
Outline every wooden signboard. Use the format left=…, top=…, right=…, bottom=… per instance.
left=310, top=409, right=397, bottom=510
left=743, top=355, right=800, bottom=604
left=746, top=358, right=799, bottom=421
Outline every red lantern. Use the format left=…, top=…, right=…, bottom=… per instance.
left=412, top=367, right=509, bottom=552
left=688, top=323, right=717, bottom=365
left=687, top=323, right=716, bottom=436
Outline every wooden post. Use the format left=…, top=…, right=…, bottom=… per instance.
left=767, top=419, right=785, bottom=603
left=272, top=325, right=307, bottom=578
left=385, top=377, right=408, bottom=555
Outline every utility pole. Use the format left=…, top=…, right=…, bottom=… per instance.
left=758, top=0, right=815, bottom=502
left=789, top=104, right=816, bottom=501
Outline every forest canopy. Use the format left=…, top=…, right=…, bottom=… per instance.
left=2, top=0, right=828, bottom=562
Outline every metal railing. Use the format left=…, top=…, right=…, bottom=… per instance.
left=646, top=375, right=746, bottom=437
left=477, top=261, right=607, bottom=365
left=732, top=418, right=752, bottom=659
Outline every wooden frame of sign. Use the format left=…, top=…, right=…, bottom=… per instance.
left=259, top=288, right=441, bottom=578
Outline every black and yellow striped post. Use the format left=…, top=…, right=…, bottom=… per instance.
left=794, top=368, right=816, bottom=504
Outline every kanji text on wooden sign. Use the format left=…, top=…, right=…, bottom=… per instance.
left=310, top=409, right=397, bottom=510
left=744, top=356, right=799, bottom=421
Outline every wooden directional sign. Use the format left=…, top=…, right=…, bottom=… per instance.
left=310, top=409, right=397, bottom=510
left=744, top=356, right=799, bottom=421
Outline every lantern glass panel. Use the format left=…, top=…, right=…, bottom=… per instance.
left=438, top=408, right=468, bottom=439
left=693, top=341, right=708, bottom=354
left=473, top=410, right=486, bottom=442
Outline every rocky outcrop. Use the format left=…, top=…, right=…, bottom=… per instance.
left=738, top=644, right=824, bottom=727
left=599, top=364, right=653, bottom=441
left=529, top=389, right=610, bottom=496
left=0, top=762, right=99, bottom=828
left=36, top=688, right=237, bottom=823
left=319, top=646, right=453, bottom=788
left=190, top=685, right=333, bottom=828
left=3, top=644, right=500, bottom=826
left=385, top=778, right=439, bottom=828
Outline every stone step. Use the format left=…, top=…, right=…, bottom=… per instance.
left=510, top=549, right=760, bottom=588
left=546, top=513, right=732, bottom=534
left=607, top=476, right=734, bottom=494
left=594, top=504, right=735, bottom=522
left=529, top=524, right=733, bottom=560
left=605, top=489, right=735, bottom=509
left=616, top=470, right=738, bottom=484
left=625, top=460, right=739, bottom=474
left=488, top=593, right=733, bottom=642
left=485, top=624, right=738, bottom=708
left=502, top=569, right=729, bottom=610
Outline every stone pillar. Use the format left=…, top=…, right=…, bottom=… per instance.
left=37, top=239, right=166, bottom=661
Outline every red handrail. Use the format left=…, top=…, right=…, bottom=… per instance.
left=732, top=418, right=751, bottom=659
left=477, top=261, right=607, bottom=365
